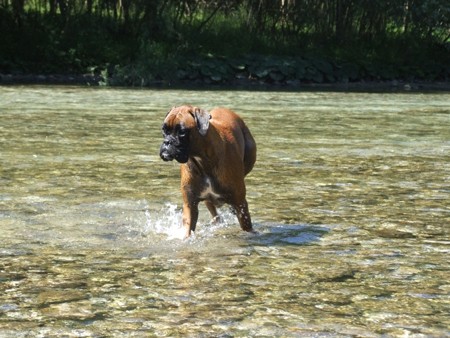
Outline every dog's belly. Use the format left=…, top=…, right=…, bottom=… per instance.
left=199, top=177, right=223, bottom=204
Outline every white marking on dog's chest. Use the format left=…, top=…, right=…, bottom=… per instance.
left=200, top=177, right=222, bottom=200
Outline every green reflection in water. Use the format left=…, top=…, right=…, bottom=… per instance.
left=0, top=87, right=449, bottom=336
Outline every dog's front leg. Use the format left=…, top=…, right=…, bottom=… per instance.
left=182, top=201, right=198, bottom=239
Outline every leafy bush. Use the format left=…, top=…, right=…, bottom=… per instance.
left=1, top=1, right=448, bottom=85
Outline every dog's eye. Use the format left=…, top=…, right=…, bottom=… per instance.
left=162, top=124, right=169, bottom=135
left=178, top=126, right=188, bottom=138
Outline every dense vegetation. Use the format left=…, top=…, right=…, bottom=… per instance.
left=1, top=0, right=449, bottom=86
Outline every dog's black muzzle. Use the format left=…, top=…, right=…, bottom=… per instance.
left=159, top=136, right=189, bottom=163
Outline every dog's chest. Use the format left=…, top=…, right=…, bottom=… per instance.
left=199, top=177, right=222, bottom=200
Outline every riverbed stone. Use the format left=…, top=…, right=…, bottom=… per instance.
left=37, top=290, right=89, bottom=306
left=40, top=300, right=99, bottom=320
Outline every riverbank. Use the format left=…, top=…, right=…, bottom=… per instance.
left=1, top=72, right=450, bottom=92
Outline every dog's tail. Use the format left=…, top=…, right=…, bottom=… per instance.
left=242, top=123, right=256, bottom=176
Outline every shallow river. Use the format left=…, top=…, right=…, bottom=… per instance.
left=0, top=86, right=449, bottom=337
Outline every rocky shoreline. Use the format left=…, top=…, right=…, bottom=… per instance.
left=1, top=72, right=450, bottom=92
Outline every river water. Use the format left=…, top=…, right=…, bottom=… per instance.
left=0, top=86, right=449, bottom=337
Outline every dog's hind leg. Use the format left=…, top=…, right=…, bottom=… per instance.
left=232, top=199, right=253, bottom=232
left=205, top=200, right=222, bottom=224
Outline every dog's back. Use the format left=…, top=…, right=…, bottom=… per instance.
left=209, top=108, right=256, bottom=176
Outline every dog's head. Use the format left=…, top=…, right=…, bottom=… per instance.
left=159, top=105, right=211, bottom=163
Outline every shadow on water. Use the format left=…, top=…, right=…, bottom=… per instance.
left=250, top=223, right=329, bottom=246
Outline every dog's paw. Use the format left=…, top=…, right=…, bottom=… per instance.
left=210, top=215, right=223, bottom=225
left=246, top=229, right=259, bottom=236
left=183, top=230, right=198, bottom=241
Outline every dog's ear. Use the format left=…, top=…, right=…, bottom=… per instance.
left=193, top=107, right=211, bottom=136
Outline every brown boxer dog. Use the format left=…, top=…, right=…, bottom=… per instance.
left=160, top=105, right=256, bottom=239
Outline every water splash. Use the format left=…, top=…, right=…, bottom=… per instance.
left=143, top=203, right=185, bottom=240
left=140, top=202, right=237, bottom=242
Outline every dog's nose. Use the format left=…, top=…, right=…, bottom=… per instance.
left=160, top=152, right=172, bottom=161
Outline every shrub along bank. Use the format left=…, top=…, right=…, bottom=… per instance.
left=1, top=1, right=448, bottom=87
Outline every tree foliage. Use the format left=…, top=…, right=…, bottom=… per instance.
left=0, top=0, right=449, bottom=84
